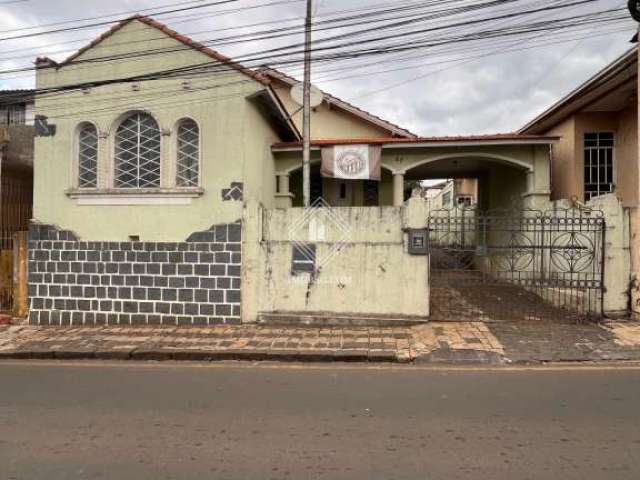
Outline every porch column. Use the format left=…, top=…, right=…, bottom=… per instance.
left=393, top=172, right=405, bottom=207
left=275, top=173, right=293, bottom=208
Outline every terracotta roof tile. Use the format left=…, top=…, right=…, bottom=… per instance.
left=272, top=134, right=558, bottom=149
left=262, top=68, right=417, bottom=138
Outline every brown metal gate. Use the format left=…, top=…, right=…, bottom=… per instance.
left=1, top=168, right=32, bottom=312
left=427, top=206, right=605, bottom=323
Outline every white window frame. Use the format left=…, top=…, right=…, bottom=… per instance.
left=66, top=111, right=204, bottom=205
left=584, top=131, right=615, bottom=201
left=174, top=117, right=201, bottom=188
left=113, top=111, right=162, bottom=189
left=75, top=122, right=99, bottom=189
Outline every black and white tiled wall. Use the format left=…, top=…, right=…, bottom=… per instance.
left=27, top=222, right=242, bottom=326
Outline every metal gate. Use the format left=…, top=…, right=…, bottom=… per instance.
left=1, top=168, right=32, bottom=312
left=427, top=206, right=605, bottom=323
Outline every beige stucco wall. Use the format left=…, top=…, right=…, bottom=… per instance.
left=455, top=178, right=478, bottom=201
left=33, top=20, right=280, bottom=241
left=616, top=104, right=639, bottom=207
left=546, top=116, right=577, bottom=201
left=241, top=202, right=430, bottom=321
left=271, top=81, right=393, bottom=139
left=544, top=108, right=638, bottom=207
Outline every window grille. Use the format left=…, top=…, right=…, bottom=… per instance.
left=456, top=195, right=472, bottom=207
left=0, top=104, right=25, bottom=125
left=176, top=119, right=199, bottom=187
left=78, top=123, right=98, bottom=188
left=584, top=132, right=614, bottom=201
left=114, top=112, right=161, bottom=188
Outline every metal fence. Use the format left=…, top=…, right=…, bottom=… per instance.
left=427, top=206, right=605, bottom=323
left=1, top=168, right=32, bottom=311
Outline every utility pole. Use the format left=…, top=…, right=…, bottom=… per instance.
left=302, top=0, right=312, bottom=207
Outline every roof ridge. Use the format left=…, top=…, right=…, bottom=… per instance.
left=271, top=133, right=558, bottom=148
left=261, top=67, right=418, bottom=138
left=52, top=14, right=269, bottom=84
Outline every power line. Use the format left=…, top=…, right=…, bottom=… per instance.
left=0, top=0, right=208, bottom=34
left=0, top=0, right=630, bottom=117
left=0, top=0, right=240, bottom=42
left=0, top=0, right=619, bottom=81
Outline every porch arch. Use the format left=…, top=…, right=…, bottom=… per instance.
left=391, top=153, right=534, bottom=210
left=392, top=152, right=533, bottom=176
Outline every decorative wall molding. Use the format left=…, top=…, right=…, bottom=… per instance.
left=66, top=187, right=204, bottom=205
left=222, top=182, right=243, bottom=201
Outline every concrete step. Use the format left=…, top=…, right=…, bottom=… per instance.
left=258, top=312, right=428, bottom=328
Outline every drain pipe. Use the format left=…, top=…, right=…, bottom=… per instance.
left=632, top=38, right=640, bottom=319
left=630, top=209, right=640, bottom=318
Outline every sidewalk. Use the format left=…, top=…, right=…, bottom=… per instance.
left=1, top=320, right=639, bottom=364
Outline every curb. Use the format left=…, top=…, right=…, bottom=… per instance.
left=0, top=348, right=402, bottom=363
left=414, top=349, right=506, bottom=365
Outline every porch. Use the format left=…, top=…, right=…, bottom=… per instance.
left=271, top=135, right=555, bottom=211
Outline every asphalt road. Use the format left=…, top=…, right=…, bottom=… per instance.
left=1, top=362, right=639, bottom=480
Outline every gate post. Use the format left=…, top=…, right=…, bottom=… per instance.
left=12, top=231, right=28, bottom=318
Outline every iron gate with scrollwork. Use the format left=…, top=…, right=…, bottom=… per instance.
left=427, top=206, right=605, bottom=323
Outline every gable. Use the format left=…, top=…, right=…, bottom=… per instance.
left=265, top=71, right=416, bottom=139
left=39, top=16, right=268, bottom=89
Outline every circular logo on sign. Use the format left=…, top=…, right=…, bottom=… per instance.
left=336, top=149, right=366, bottom=177
left=630, top=0, right=640, bottom=21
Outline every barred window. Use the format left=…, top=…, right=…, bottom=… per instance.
left=0, top=104, right=25, bottom=125
left=176, top=119, right=199, bottom=187
left=584, top=132, right=614, bottom=201
left=114, top=112, right=161, bottom=188
left=77, top=123, right=98, bottom=188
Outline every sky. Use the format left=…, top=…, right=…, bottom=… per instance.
left=0, top=0, right=636, bottom=136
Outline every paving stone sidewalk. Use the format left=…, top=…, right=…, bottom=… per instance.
left=1, top=320, right=640, bottom=364
left=487, top=320, right=640, bottom=363
left=0, top=322, right=504, bottom=363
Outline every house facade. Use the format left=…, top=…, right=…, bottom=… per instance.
left=520, top=47, right=639, bottom=317
left=27, top=15, right=571, bottom=326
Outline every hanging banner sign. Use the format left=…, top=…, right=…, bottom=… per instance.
left=321, top=144, right=381, bottom=181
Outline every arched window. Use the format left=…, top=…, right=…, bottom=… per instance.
left=114, top=112, right=161, bottom=188
left=176, top=119, right=199, bottom=187
left=77, top=123, right=98, bottom=188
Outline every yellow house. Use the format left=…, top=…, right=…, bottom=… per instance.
left=28, top=15, right=561, bottom=326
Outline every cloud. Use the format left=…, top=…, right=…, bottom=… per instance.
left=0, top=0, right=635, bottom=135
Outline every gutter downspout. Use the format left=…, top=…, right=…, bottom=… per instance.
left=631, top=41, right=640, bottom=319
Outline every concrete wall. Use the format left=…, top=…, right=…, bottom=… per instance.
left=585, top=194, right=630, bottom=316
left=241, top=201, right=430, bottom=321
left=34, top=19, right=279, bottom=242
left=544, top=107, right=639, bottom=207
